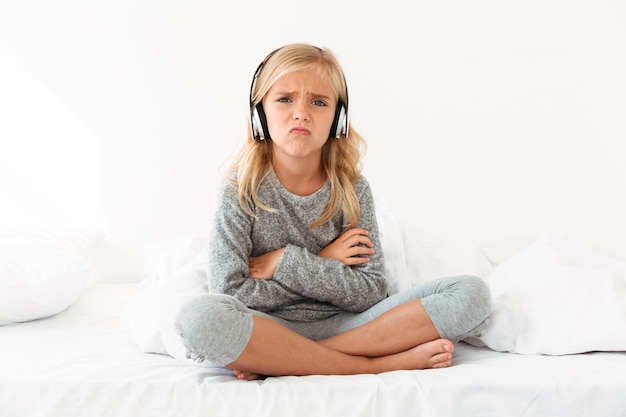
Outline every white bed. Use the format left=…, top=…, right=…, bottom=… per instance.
left=2, top=222, right=626, bottom=417
left=2, top=283, right=626, bottom=417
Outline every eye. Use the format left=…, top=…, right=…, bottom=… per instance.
left=312, top=99, right=327, bottom=107
left=277, top=97, right=291, bottom=103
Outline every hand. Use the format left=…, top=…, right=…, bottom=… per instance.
left=318, top=228, right=375, bottom=266
left=248, top=248, right=285, bottom=280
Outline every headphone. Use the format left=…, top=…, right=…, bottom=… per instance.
left=249, top=46, right=349, bottom=140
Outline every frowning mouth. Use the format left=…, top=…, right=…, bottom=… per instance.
left=290, top=127, right=310, bottom=135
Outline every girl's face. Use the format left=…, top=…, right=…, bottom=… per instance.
left=263, top=66, right=337, bottom=164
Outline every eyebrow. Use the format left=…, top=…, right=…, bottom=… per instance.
left=269, top=90, right=334, bottom=101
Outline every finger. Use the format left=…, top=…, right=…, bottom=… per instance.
left=342, top=234, right=374, bottom=248
left=348, top=245, right=375, bottom=257
left=342, top=256, right=371, bottom=266
left=355, top=236, right=374, bottom=248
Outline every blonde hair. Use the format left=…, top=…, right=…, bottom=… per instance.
left=227, top=43, right=366, bottom=229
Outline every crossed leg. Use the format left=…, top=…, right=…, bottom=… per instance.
left=178, top=276, right=490, bottom=380
left=319, top=299, right=442, bottom=356
left=227, top=299, right=453, bottom=379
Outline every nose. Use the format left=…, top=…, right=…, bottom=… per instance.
left=292, top=101, right=310, bottom=122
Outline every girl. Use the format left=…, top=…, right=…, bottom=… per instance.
left=176, top=43, right=491, bottom=380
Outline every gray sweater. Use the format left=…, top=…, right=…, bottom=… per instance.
left=209, top=173, right=388, bottom=322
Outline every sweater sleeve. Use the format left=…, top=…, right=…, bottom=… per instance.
left=271, top=177, right=388, bottom=313
left=209, top=182, right=305, bottom=311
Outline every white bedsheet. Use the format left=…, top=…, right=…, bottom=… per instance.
left=1, top=284, right=626, bottom=417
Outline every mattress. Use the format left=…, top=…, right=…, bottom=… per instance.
left=1, top=283, right=625, bottom=417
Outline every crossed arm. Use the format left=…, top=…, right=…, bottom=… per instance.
left=248, top=228, right=375, bottom=280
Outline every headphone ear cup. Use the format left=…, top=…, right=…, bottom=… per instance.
left=330, top=101, right=348, bottom=138
left=251, top=103, right=270, bottom=140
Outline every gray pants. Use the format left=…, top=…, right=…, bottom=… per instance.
left=175, top=275, right=491, bottom=366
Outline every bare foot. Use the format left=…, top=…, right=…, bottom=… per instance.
left=233, top=370, right=263, bottom=381
left=385, top=339, right=455, bottom=371
left=411, top=338, right=454, bottom=369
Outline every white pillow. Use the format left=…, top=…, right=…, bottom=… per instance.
left=374, top=198, right=410, bottom=295
left=375, top=197, right=492, bottom=295
left=0, top=229, right=101, bottom=325
left=401, top=223, right=493, bottom=287
left=478, top=235, right=537, bottom=266
left=477, top=234, right=626, bottom=355
left=122, top=237, right=211, bottom=362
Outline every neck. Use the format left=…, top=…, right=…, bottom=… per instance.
left=273, top=158, right=326, bottom=196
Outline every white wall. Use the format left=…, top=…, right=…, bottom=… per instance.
left=1, top=0, right=625, bottom=281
